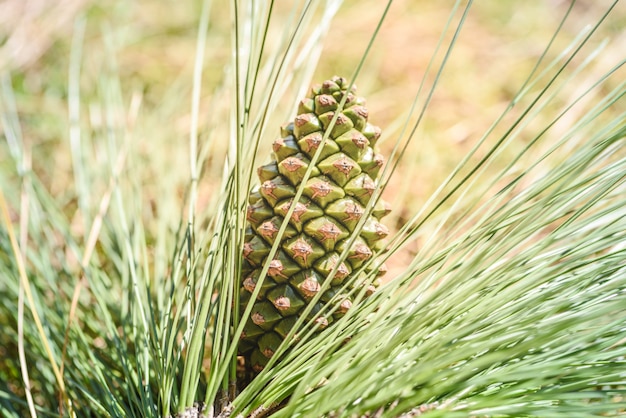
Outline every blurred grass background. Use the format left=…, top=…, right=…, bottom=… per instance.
left=2, top=0, right=623, bottom=201
left=2, top=0, right=622, bottom=275
left=0, top=1, right=624, bottom=415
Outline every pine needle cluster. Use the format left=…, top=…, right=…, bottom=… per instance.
left=0, top=1, right=624, bottom=417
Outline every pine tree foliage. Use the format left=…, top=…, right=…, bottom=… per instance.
left=0, top=1, right=624, bottom=417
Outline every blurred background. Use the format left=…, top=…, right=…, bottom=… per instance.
left=1, top=0, right=624, bottom=272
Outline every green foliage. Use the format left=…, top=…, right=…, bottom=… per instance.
left=1, top=1, right=624, bottom=417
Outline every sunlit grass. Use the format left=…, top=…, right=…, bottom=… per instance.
left=1, top=0, right=624, bottom=417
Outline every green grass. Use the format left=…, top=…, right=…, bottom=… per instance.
left=1, top=1, right=625, bottom=417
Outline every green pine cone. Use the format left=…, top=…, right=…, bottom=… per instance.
left=239, top=76, right=390, bottom=373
